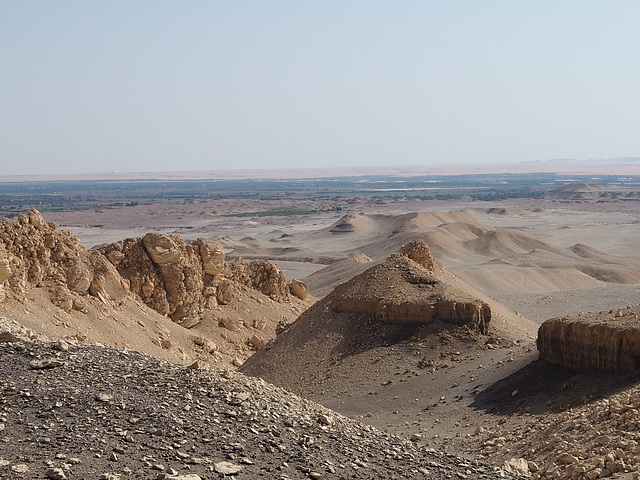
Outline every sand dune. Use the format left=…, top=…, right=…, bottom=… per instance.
left=301, top=210, right=640, bottom=314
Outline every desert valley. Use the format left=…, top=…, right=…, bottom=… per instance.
left=2, top=168, right=640, bottom=479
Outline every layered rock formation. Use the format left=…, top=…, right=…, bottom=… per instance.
left=0, top=209, right=129, bottom=310
left=537, top=306, right=640, bottom=373
left=331, top=239, right=490, bottom=334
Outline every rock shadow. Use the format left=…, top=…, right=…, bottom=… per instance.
left=330, top=312, right=469, bottom=360
left=471, top=358, right=640, bottom=416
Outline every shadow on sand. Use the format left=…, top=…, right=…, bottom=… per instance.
left=471, top=358, right=640, bottom=416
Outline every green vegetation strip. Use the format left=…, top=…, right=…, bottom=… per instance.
left=223, top=210, right=317, bottom=218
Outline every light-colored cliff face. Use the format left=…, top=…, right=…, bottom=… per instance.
left=537, top=307, right=640, bottom=373
left=0, top=209, right=313, bottom=367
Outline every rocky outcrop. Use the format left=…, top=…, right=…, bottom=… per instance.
left=99, top=232, right=304, bottom=327
left=330, top=240, right=490, bottom=334
left=0, top=210, right=308, bottom=334
left=398, top=238, right=441, bottom=272
left=0, top=209, right=129, bottom=310
left=537, top=307, right=640, bottom=373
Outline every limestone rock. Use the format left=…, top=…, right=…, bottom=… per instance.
left=214, top=461, right=242, bottom=475
left=399, top=239, right=441, bottom=272
left=198, top=238, right=225, bottom=276
left=538, top=308, right=640, bottom=372
left=0, top=244, right=11, bottom=283
left=99, top=233, right=298, bottom=327
left=87, top=251, right=129, bottom=303
left=0, top=209, right=128, bottom=309
left=226, top=258, right=290, bottom=299
left=290, top=278, right=309, bottom=300
left=502, top=457, right=531, bottom=477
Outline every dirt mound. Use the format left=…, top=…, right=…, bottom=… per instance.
left=330, top=241, right=490, bottom=334
left=545, top=182, right=607, bottom=201
left=537, top=305, right=640, bottom=373
left=328, top=213, right=377, bottom=234
left=484, top=207, right=524, bottom=216
left=239, top=240, right=524, bottom=398
left=551, top=182, right=603, bottom=193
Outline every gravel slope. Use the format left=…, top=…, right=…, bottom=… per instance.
left=0, top=340, right=521, bottom=480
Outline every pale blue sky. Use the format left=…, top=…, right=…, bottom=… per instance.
left=1, top=1, right=639, bottom=175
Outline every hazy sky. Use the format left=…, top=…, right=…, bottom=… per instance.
left=2, top=2, right=640, bottom=176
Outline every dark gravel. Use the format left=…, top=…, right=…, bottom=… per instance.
left=0, top=340, right=521, bottom=479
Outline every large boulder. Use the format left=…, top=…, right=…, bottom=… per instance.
left=538, top=307, right=640, bottom=373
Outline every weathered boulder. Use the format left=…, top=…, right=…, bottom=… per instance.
left=0, top=244, right=11, bottom=283
left=538, top=308, right=640, bottom=373
left=198, top=238, right=225, bottom=276
left=87, top=251, right=129, bottom=303
left=99, top=233, right=206, bottom=326
left=398, top=239, right=441, bottom=272
left=225, top=258, right=291, bottom=299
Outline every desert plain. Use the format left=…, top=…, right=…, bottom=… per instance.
left=3, top=167, right=640, bottom=479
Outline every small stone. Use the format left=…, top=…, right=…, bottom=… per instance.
left=11, top=464, right=29, bottom=473
left=214, top=461, right=243, bottom=475
left=95, top=393, right=113, bottom=403
left=46, top=467, right=67, bottom=480
left=29, top=357, right=64, bottom=369
left=53, top=340, right=70, bottom=351
left=99, top=474, right=121, bottom=480
left=318, top=413, right=334, bottom=426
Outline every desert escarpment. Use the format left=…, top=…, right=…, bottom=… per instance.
left=537, top=306, right=640, bottom=373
